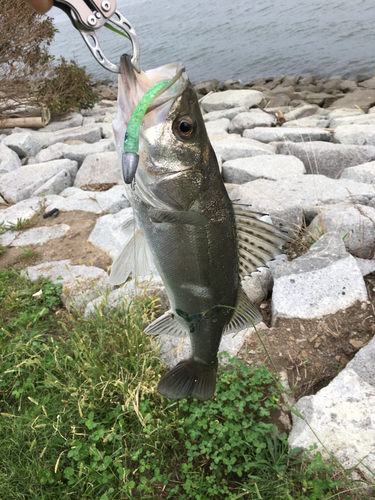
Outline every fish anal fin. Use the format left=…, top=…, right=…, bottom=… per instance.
left=157, top=358, right=217, bottom=401
left=144, top=310, right=189, bottom=338
left=224, top=285, right=262, bottom=335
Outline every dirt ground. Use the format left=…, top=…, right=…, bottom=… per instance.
left=1, top=193, right=375, bottom=413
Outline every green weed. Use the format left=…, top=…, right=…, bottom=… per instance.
left=0, top=217, right=30, bottom=234
left=0, top=269, right=372, bottom=499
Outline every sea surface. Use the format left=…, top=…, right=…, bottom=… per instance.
left=48, top=0, right=375, bottom=84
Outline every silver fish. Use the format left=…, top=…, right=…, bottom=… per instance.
left=112, top=55, right=287, bottom=401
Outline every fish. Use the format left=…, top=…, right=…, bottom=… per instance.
left=111, top=54, right=287, bottom=401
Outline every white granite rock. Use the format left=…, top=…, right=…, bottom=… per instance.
left=230, top=175, right=375, bottom=233
left=42, top=113, right=83, bottom=132
left=272, top=232, right=368, bottom=322
left=334, top=124, right=375, bottom=146
left=276, top=141, right=375, bottom=177
left=243, top=127, right=332, bottom=143
left=203, top=106, right=248, bottom=122
left=355, top=257, right=375, bottom=276
left=36, top=124, right=102, bottom=148
left=201, top=90, right=264, bottom=113
left=283, top=105, right=320, bottom=121
left=11, top=224, right=70, bottom=247
left=32, top=139, right=115, bottom=167
left=95, top=185, right=130, bottom=213
left=44, top=191, right=101, bottom=214
left=22, top=259, right=112, bottom=311
left=0, top=159, right=78, bottom=204
left=329, top=112, right=375, bottom=129
left=0, top=197, right=46, bottom=225
left=87, top=207, right=134, bottom=258
left=229, top=109, right=275, bottom=134
left=100, top=123, right=115, bottom=140
left=85, top=275, right=169, bottom=317
left=0, top=230, right=19, bottom=247
left=211, top=136, right=276, bottom=162
left=74, top=152, right=121, bottom=187
left=308, top=204, right=375, bottom=258
left=229, top=179, right=303, bottom=236
left=205, top=118, right=230, bottom=135
left=0, top=144, right=21, bottom=176
left=340, top=160, right=375, bottom=183
left=282, top=115, right=330, bottom=128
left=3, top=132, right=42, bottom=158
left=288, top=368, right=375, bottom=483
left=222, top=155, right=306, bottom=183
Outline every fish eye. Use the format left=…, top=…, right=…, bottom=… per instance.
left=173, top=115, right=196, bottom=140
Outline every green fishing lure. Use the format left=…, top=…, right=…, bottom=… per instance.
left=122, top=80, right=169, bottom=184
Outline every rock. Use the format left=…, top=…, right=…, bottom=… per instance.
left=85, top=275, right=169, bottom=317
left=37, top=124, right=102, bottom=148
left=283, top=104, right=320, bottom=121
left=74, top=152, right=121, bottom=187
left=354, top=257, right=375, bottom=276
left=265, top=95, right=291, bottom=107
left=3, top=132, right=42, bottom=158
left=276, top=141, right=375, bottom=178
left=288, top=368, right=375, bottom=483
left=0, top=197, right=46, bottom=225
left=22, top=259, right=112, bottom=312
left=94, top=185, right=130, bottom=213
left=339, top=80, right=358, bottom=92
left=194, top=79, right=219, bottom=95
left=228, top=110, right=275, bottom=134
left=210, top=136, right=276, bottom=162
left=243, top=127, right=332, bottom=143
left=272, top=232, right=368, bottom=322
left=33, top=139, right=115, bottom=167
left=203, top=107, right=247, bottom=122
left=304, top=92, right=340, bottom=107
left=358, top=76, right=375, bottom=89
left=329, top=89, right=375, bottom=113
left=229, top=180, right=303, bottom=236
left=346, top=335, right=375, bottom=384
left=0, top=144, right=22, bottom=176
left=334, top=125, right=375, bottom=146
left=328, top=112, right=375, bottom=129
left=307, top=204, right=375, bottom=258
left=42, top=113, right=83, bottom=132
left=340, top=161, right=375, bottom=184
left=222, top=155, right=305, bottom=183
left=44, top=192, right=101, bottom=214
left=88, top=208, right=134, bottom=258
left=100, top=123, right=115, bottom=140
left=0, top=230, right=19, bottom=247
left=0, top=159, right=78, bottom=204
left=10, top=224, right=70, bottom=247
left=205, top=118, right=230, bottom=136
left=157, top=323, right=268, bottom=369
left=282, top=115, right=330, bottom=128
left=201, top=90, right=264, bottom=113
left=230, top=175, right=375, bottom=234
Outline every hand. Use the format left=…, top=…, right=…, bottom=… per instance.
left=24, top=0, right=54, bottom=14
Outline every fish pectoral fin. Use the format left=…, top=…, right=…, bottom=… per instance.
left=223, top=286, right=262, bottom=335
left=233, top=205, right=289, bottom=278
left=157, top=358, right=218, bottom=401
left=149, top=209, right=207, bottom=226
left=109, top=226, right=156, bottom=286
left=144, top=310, right=189, bottom=338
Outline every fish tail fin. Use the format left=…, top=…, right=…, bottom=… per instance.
left=157, top=358, right=217, bottom=401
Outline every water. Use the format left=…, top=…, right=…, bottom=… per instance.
left=48, top=0, right=375, bottom=84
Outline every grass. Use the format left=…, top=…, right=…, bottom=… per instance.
left=0, top=268, right=373, bottom=499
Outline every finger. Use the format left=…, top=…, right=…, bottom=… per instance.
left=25, top=0, right=54, bottom=14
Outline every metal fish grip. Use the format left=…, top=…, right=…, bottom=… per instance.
left=53, top=0, right=140, bottom=73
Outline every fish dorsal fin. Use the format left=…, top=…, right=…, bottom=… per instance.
left=144, top=310, right=189, bottom=338
left=223, top=286, right=262, bottom=335
left=233, top=205, right=288, bottom=279
left=109, top=223, right=157, bottom=286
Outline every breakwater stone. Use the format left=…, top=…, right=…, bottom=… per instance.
left=201, top=89, right=264, bottom=112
